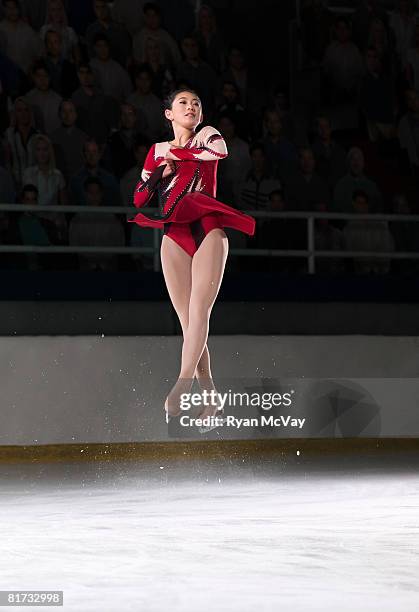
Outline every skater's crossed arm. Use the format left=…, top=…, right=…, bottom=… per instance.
left=133, top=145, right=173, bottom=208
left=166, top=126, right=228, bottom=162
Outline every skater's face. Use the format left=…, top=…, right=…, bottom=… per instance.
left=165, top=91, right=203, bottom=130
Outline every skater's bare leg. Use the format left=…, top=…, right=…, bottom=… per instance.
left=160, top=234, right=222, bottom=415
left=181, top=228, right=228, bottom=418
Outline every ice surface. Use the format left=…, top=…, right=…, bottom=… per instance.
left=0, top=453, right=418, bottom=611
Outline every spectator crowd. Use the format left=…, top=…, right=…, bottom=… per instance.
left=0, top=0, right=418, bottom=275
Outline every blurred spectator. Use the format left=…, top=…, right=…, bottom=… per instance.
left=406, top=22, right=419, bottom=90
left=133, top=2, right=181, bottom=71
left=127, top=64, right=166, bottom=141
left=43, top=29, right=79, bottom=97
left=69, top=176, right=124, bottom=271
left=322, top=16, right=365, bottom=104
left=367, top=18, right=395, bottom=76
left=176, top=34, right=218, bottom=117
left=22, top=133, right=67, bottom=239
left=141, top=36, right=175, bottom=98
left=333, top=147, right=382, bottom=213
left=258, top=188, right=306, bottom=274
left=314, top=201, right=345, bottom=275
left=311, top=115, right=347, bottom=191
left=343, top=189, right=395, bottom=274
left=25, top=61, right=62, bottom=136
left=70, top=139, right=121, bottom=207
left=90, top=34, right=132, bottom=103
left=262, top=109, right=298, bottom=180
left=108, top=103, right=147, bottom=179
left=300, top=0, right=335, bottom=66
left=238, top=143, right=281, bottom=211
left=215, top=80, right=251, bottom=141
left=3, top=96, right=39, bottom=190
left=20, top=0, right=48, bottom=31
left=194, top=3, right=226, bottom=74
left=86, top=0, right=132, bottom=68
left=154, top=0, right=195, bottom=44
left=111, top=0, right=145, bottom=36
left=282, top=147, right=330, bottom=211
left=65, top=0, right=96, bottom=35
left=352, top=0, right=389, bottom=52
left=0, top=48, right=28, bottom=98
left=398, top=88, right=419, bottom=171
left=269, top=88, right=302, bottom=146
left=39, top=0, right=80, bottom=63
left=359, top=47, right=397, bottom=142
left=388, top=0, right=417, bottom=70
left=17, top=182, right=69, bottom=271
left=72, top=62, right=119, bottom=145
left=389, top=193, right=419, bottom=274
left=51, top=100, right=88, bottom=181
left=120, top=138, right=150, bottom=207
left=0, top=159, right=15, bottom=203
left=216, top=114, right=251, bottom=207
left=220, top=47, right=251, bottom=108
left=0, top=0, right=41, bottom=72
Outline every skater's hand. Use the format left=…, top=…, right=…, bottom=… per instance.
left=158, top=158, right=176, bottom=178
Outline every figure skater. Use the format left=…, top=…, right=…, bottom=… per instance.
left=128, top=88, right=255, bottom=430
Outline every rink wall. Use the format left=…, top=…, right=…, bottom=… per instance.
left=1, top=334, right=419, bottom=447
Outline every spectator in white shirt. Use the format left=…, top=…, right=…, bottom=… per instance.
left=22, top=133, right=67, bottom=239
left=133, top=2, right=181, bottom=71
left=0, top=0, right=41, bottom=72
left=39, top=0, right=80, bottom=63
left=25, top=61, right=62, bottom=135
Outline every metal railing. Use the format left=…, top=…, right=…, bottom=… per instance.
left=0, top=203, right=418, bottom=274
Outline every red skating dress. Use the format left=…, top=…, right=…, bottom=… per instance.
left=128, top=125, right=256, bottom=257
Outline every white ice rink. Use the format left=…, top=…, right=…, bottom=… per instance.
left=1, top=452, right=419, bottom=611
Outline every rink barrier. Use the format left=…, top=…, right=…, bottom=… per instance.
left=0, top=438, right=418, bottom=463
left=0, top=204, right=417, bottom=273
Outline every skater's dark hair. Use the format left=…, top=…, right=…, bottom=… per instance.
left=163, top=88, right=202, bottom=129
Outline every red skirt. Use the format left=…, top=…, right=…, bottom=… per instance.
left=128, top=191, right=256, bottom=236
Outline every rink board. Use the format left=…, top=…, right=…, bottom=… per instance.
left=1, top=335, right=419, bottom=445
